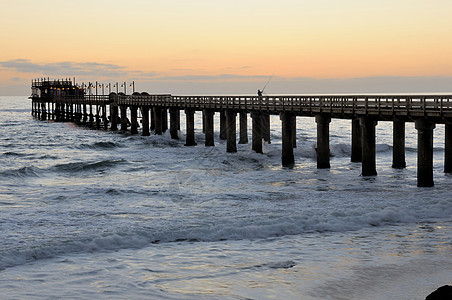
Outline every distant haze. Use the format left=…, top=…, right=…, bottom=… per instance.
left=1, top=0, right=452, bottom=95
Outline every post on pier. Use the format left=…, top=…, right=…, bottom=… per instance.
left=281, top=112, right=295, bottom=167
left=40, top=102, right=47, bottom=120
left=226, top=110, right=237, bottom=153
left=82, top=103, right=88, bottom=124
left=220, top=110, right=227, bottom=140
left=150, top=107, right=155, bottom=131
left=263, top=113, right=271, bottom=144
left=120, top=105, right=128, bottom=131
left=184, top=108, right=197, bottom=146
left=351, top=118, right=362, bottom=162
left=162, top=108, right=168, bottom=133
left=89, top=104, right=94, bottom=127
left=316, top=114, right=331, bottom=169
left=445, top=122, right=452, bottom=173
left=141, top=106, right=150, bottom=136
left=169, top=108, right=180, bottom=140
left=203, top=109, right=215, bottom=146
left=239, top=112, right=248, bottom=144
left=95, top=105, right=101, bottom=130
left=130, top=106, right=139, bottom=134
left=392, top=118, right=406, bottom=169
left=415, top=118, right=435, bottom=187
left=360, top=117, right=378, bottom=176
left=110, top=105, right=119, bottom=131
left=251, top=111, right=263, bottom=154
left=102, top=105, right=108, bottom=130
left=154, top=107, right=163, bottom=135
left=292, top=115, right=297, bottom=148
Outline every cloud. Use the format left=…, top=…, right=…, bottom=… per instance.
left=150, top=73, right=270, bottom=81
left=0, top=59, right=126, bottom=78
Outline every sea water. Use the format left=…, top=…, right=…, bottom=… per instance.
left=0, top=96, right=451, bottom=299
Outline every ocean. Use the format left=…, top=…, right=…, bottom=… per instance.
left=0, top=96, right=451, bottom=299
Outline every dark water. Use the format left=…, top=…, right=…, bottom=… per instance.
left=0, top=96, right=451, bottom=299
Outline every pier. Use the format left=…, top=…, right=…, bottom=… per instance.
left=30, top=78, right=452, bottom=187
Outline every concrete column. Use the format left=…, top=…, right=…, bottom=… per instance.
left=40, top=102, right=47, bottom=120
left=220, top=110, right=227, bottom=140
left=226, top=110, right=237, bottom=153
left=150, top=107, right=155, bottom=131
left=351, top=118, right=362, bottom=162
left=102, top=105, right=108, bottom=130
left=263, top=113, right=271, bottom=144
left=251, top=111, right=263, bottom=154
left=95, top=105, right=101, bottom=130
left=415, top=119, right=435, bottom=187
left=130, top=106, right=138, bottom=134
left=392, top=118, right=406, bottom=169
left=154, top=107, right=163, bottom=135
left=162, top=108, right=168, bottom=133
left=445, top=123, right=452, bottom=173
left=82, top=103, right=88, bottom=124
left=110, top=105, right=118, bottom=131
left=141, top=106, right=150, bottom=136
left=203, top=109, right=215, bottom=146
left=239, top=112, right=248, bottom=144
left=120, top=105, right=128, bottom=131
left=292, top=115, right=297, bottom=148
left=316, top=114, right=331, bottom=169
left=89, top=104, right=94, bottom=127
left=169, top=108, right=180, bottom=140
left=184, top=109, right=197, bottom=146
left=281, top=112, right=295, bottom=167
left=360, top=117, right=378, bottom=176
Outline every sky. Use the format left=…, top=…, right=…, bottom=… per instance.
left=1, top=0, right=452, bottom=95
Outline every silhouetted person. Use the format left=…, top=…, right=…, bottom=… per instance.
left=257, top=90, right=263, bottom=97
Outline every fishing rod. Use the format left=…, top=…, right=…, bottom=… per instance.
left=261, top=72, right=275, bottom=93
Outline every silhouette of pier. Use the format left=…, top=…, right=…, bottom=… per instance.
left=30, top=78, right=452, bottom=187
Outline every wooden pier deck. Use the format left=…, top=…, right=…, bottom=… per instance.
left=30, top=79, right=452, bottom=187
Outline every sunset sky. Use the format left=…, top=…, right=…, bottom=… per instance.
left=1, top=0, right=452, bottom=95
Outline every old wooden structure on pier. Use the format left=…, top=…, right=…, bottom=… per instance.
left=31, top=78, right=452, bottom=187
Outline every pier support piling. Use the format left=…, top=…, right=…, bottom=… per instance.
left=351, top=118, right=362, bottom=162
left=226, top=110, right=237, bottom=153
left=392, top=118, right=406, bottom=169
left=220, top=110, right=227, bottom=140
left=169, top=108, right=180, bottom=140
left=110, top=105, right=118, bottom=131
left=184, top=109, right=197, bottom=146
left=154, top=107, right=163, bottom=135
left=130, top=106, right=138, bottom=134
left=263, top=113, right=271, bottom=144
left=141, top=106, right=150, bottom=136
left=445, top=123, right=452, bottom=173
left=120, top=106, right=128, bottom=131
left=251, top=112, right=263, bottom=154
left=416, top=119, right=435, bottom=187
left=203, top=109, right=215, bottom=146
left=360, top=117, right=378, bottom=176
left=316, top=114, right=331, bottom=169
left=281, top=112, right=295, bottom=167
left=239, top=112, right=248, bottom=144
